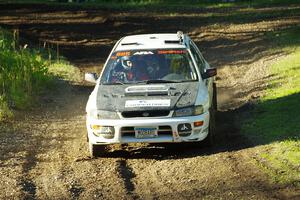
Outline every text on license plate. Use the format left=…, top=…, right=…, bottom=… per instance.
left=134, top=127, right=158, bottom=138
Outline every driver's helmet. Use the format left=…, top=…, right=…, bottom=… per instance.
left=145, top=54, right=160, bottom=77
left=121, top=56, right=133, bottom=70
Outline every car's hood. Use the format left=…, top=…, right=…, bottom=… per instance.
left=95, top=82, right=199, bottom=112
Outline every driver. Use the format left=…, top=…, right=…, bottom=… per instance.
left=109, top=56, right=133, bottom=83
left=144, top=54, right=161, bottom=79
left=121, top=56, right=134, bottom=81
left=131, top=56, right=149, bottom=81
left=110, top=55, right=150, bottom=83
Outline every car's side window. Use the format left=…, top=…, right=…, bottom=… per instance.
left=189, top=42, right=205, bottom=75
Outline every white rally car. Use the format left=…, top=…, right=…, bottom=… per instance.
left=85, top=32, right=217, bottom=157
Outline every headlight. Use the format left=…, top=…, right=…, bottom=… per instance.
left=194, top=105, right=204, bottom=115
left=89, top=110, right=119, bottom=119
left=173, top=105, right=204, bottom=117
left=91, top=125, right=115, bottom=139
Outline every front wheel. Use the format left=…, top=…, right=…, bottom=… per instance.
left=202, top=82, right=217, bottom=146
left=202, top=107, right=216, bottom=147
left=89, top=143, right=106, bottom=158
left=213, top=82, right=217, bottom=110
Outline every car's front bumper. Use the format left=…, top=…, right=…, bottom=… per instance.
left=86, top=111, right=210, bottom=145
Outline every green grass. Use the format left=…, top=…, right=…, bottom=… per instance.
left=242, top=26, right=300, bottom=186
left=258, top=140, right=300, bottom=185
left=243, top=27, right=300, bottom=143
left=48, top=61, right=81, bottom=82
left=0, top=27, right=81, bottom=121
left=0, top=28, right=50, bottom=112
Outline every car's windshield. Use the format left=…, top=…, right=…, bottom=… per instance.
left=100, top=49, right=198, bottom=84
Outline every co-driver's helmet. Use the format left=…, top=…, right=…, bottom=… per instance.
left=121, top=56, right=133, bottom=70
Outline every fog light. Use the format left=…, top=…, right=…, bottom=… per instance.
left=177, top=123, right=192, bottom=137
left=194, top=121, right=204, bottom=127
left=91, top=125, right=102, bottom=130
left=91, top=125, right=115, bottom=139
left=193, top=129, right=202, bottom=134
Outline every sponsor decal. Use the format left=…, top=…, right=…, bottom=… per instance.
left=181, top=124, right=189, bottom=131
left=158, top=50, right=186, bottom=54
left=133, top=51, right=154, bottom=55
left=125, top=99, right=170, bottom=108
left=178, top=123, right=192, bottom=132
left=116, top=51, right=131, bottom=57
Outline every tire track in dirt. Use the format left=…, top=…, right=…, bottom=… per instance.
left=34, top=86, right=95, bottom=199
left=39, top=84, right=130, bottom=199
left=20, top=109, right=86, bottom=199
left=0, top=84, right=89, bottom=199
left=17, top=118, right=53, bottom=199
left=19, top=135, right=39, bottom=200
left=116, top=159, right=139, bottom=199
left=124, top=149, right=275, bottom=199
left=117, top=159, right=135, bottom=193
left=11, top=83, right=129, bottom=199
left=220, top=152, right=271, bottom=199
left=62, top=165, right=85, bottom=200
left=19, top=155, right=37, bottom=200
left=20, top=180, right=36, bottom=200
left=69, top=182, right=84, bottom=200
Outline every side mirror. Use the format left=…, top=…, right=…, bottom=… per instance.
left=85, top=72, right=98, bottom=84
left=202, top=68, right=217, bottom=79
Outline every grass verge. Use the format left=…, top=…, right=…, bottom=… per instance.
left=0, top=27, right=81, bottom=121
left=242, top=26, right=300, bottom=186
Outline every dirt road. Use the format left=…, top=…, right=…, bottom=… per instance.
left=0, top=4, right=300, bottom=199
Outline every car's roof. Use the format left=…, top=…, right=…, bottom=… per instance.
left=114, top=33, right=188, bottom=51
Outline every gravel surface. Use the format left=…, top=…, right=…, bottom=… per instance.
left=0, top=4, right=299, bottom=199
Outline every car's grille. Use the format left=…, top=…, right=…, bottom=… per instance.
left=121, top=110, right=170, bottom=118
left=121, top=126, right=172, bottom=137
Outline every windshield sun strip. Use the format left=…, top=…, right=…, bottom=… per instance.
left=100, top=48, right=199, bottom=84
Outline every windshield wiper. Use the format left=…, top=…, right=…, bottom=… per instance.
left=102, top=79, right=196, bottom=85
left=101, top=81, right=125, bottom=85
left=177, top=79, right=198, bottom=82
left=135, top=79, right=196, bottom=84
left=148, top=79, right=181, bottom=83
left=135, top=79, right=180, bottom=84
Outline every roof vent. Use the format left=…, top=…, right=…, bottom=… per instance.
left=121, top=42, right=140, bottom=46
left=164, top=40, right=180, bottom=44
left=177, top=31, right=184, bottom=44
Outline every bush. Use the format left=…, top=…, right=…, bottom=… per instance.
left=0, top=27, right=80, bottom=120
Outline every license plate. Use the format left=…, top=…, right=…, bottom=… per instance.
left=134, top=127, right=158, bottom=139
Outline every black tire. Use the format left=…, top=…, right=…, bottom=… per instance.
left=202, top=83, right=217, bottom=147
left=202, top=107, right=216, bottom=147
left=213, top=82, right=217, bottom=110
left=89, top=143, right=106, bottom=158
